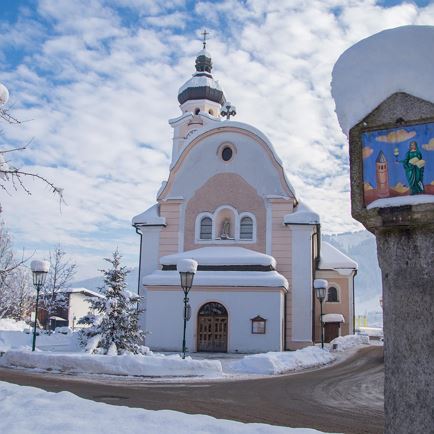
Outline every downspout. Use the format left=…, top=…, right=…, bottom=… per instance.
left=352, top=269, right=357, bottom=334
left=134, top=226, right=143, bottom=296
left=312, top=223, right=321, bottom=344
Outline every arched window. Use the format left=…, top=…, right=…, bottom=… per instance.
left=327, top=286, right=339, bottom=303
left=240, top=216, right=253, bottom=240
left=200, top=217, right=212, bottom=240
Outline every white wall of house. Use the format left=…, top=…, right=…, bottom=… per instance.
left=145, top=288, right=284, bottom=353
left=289, top=225, right=315, bottom=345
left=137, top=226, right=162, bottom=332
left=67, top=293, right=93, bottom=329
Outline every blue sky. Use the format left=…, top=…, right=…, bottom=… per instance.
left=0, top=0, right=433, bottom=278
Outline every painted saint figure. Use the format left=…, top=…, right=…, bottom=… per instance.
left=400, top=141, right=425, bottom=194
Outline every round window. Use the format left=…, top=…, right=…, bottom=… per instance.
left=222, top=146, right=233, bottom=161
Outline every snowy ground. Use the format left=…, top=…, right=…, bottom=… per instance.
left=0, top=381, right=338, bottom=434
left=0, top=325, right=371, bottom=380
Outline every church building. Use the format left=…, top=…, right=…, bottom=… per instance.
left=132, top=43, right=357, bottom=353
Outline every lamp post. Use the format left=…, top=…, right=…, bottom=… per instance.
left=177, top=259, right=198, bottom=359
left=314, top=279, right=328, bottom=349
left=30, top=260, right=50, bottom=352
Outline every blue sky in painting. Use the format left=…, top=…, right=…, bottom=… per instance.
left=0, top=0, right=434, bottom=278
left=362, top=123, right=434, bottom=189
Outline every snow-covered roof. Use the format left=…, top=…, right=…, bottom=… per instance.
left=284, top=202, right=320, bottom=225
left=322, top=313, right=345, bottom=323
left=160, top=247, right=276, bottom=268
left=178, top=74, right=223, bottom=95
left=132, top=204, right=166, bottom=226
left=61, top=287, right=104, bottom=298
left=319, top=242, right=357, bottom=271
left=332, top=25, right=434, bottom=136
left=142, top=270, right=288, bottom=289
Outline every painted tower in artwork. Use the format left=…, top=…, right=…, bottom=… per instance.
left=376, top=150, right=389, bottom=198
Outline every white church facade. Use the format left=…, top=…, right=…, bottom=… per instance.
left=132, top=46, right=357, bottom=353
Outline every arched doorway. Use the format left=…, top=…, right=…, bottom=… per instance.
left=197, top=302, right=228, bottom=352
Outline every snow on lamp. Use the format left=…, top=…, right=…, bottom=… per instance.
left=30, top=260, right=50, bottom=351
left=177, top=259, right=198, bottom=359
left=31, top=260, right=50, bottom=287
left=0, top=83, right=9, bottom=106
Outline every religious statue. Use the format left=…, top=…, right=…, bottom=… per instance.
left=399, top=141, right=425, bottom=194
left=220, top=219, right=231, bottom=239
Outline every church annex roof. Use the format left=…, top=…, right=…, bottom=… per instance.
left=160, top=247, right=276, bottom=268
left=319, top=241, right=358, bottom=271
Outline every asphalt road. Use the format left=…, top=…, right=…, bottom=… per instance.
left=0, top=346, right=384, bottom=434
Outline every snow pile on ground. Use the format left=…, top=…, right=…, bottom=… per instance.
left=0, top=381, right=336, bottom=434
left=331, top=25, right=434, bottom=136
left=228, top=346, right=335, bottom=375
left=0, top=350, right=223, bottom=378
left=0, top=331, right=80, bottom=353
left=0, top=318, right=28, bottom=331
left=330, top=334, right=370, bottom=352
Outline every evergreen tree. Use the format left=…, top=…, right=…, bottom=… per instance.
left=79, top=249, right=145, bottom=355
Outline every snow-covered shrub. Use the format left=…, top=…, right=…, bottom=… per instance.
left=79, top=250, right=146, bottom=355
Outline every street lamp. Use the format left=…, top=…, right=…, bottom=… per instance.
left=177, top=258, right=198, bottom=359
left=30, top=260, right=50, bottom=351
left=314, top=279, right=328, bottom=349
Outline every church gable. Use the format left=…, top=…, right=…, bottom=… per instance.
left=183, top=173, right=266, bottom=252
left=158, top=125, right=296, bottom=203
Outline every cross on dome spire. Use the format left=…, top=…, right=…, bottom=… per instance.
left=201, top=29, right=209, bottom=49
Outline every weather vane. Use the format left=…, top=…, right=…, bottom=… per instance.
left=201, top=29, right=209, bottom=49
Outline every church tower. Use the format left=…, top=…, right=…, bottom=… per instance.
left=169, top=44, right=226, bottom=165
left=376, top=150, right=389, bottom=198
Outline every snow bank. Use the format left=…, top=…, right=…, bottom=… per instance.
left=330, top=334, right=370, bottom=352
left=0, top=331, right=80, bottom=353
left=0, top=350, right=223, bottom=378
left=228, top=346, right=335, bottom=375
left=331, top=25, right=434, bottom=136
left=0, top=318, right=28, bottom=331
left=0, top=382, right=334, bottom=434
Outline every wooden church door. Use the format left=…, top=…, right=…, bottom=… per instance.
left=197, top=302, right=228, bottom=352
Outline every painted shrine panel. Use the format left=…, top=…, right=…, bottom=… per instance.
left=361, top=122, right=434, bottom=206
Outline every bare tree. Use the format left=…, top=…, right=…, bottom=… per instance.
left=40, top=246, right=77, bottom=330
left=0, top=82, right=64, bottom=211
left=0, top=223, right=31, bottom=319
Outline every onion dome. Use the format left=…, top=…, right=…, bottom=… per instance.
left=178, top=49, right=226, bottom=105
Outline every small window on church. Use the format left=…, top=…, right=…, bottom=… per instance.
left=221, top=146, right=233, bottom=161
left=327, top=286, right=339, bottom=303
left=195, top=108, right=200, bottom=115
left=208, top=109, right=214, bottom=115
left=240, top=216, right=253, bottom=240
left=200, top=217, right=212, bottom=240
left=251, top=316, right=266, bottom=334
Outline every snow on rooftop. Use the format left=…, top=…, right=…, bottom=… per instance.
left=143, top=270, right=288, bottom=289
left=61, top=287, right=103, bottom=298
left=132, top=203, right=166, bottom=226
left=319, top=242, right=357, bottom=271
left=331, top=25, right=434, bottom=136
left=284, top=202, right=320, bottom=225
left=160, top=247, right=277, bottom=268
left=178, top=74, right=222, bottom=95
left=322, top=314, right=345, bottom=323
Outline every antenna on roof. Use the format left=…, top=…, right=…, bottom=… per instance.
left=201, top=29, right=209, bottom=49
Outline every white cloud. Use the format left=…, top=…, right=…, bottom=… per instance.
left=0, top=0, right=430, bottom=277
